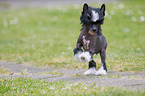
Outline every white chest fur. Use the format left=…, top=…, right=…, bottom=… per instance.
left=82, top=36, right=90, bottom=49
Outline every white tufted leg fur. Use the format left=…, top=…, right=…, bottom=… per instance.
left=95, top=64, right=107, bottom=75
left=74, top=51, right=83, bottom=62
left=79, top=51, right=92, bottom=63
left=84, top=67, right=97, bottom=75
left=74, top=51, right=92, bottom=63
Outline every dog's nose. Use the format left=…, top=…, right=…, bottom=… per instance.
left=93, top=28, right=97, bottom=32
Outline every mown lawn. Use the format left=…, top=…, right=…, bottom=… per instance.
left=0, top=0, right=145, bottom=72
left=0, top=77, right=144, bottom=96
left=0, top=0, right=145, bottom=95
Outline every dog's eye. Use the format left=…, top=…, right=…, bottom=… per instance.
left=97, top=19, right=104, bottom=24
left=87, top=14, right=91, bottom=20
left=96, top=21, right=100, bottom=24
left=87, top=16, right=91, bottom=20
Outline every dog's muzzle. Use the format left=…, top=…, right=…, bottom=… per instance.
left=88, top=31, right=96, bottom=35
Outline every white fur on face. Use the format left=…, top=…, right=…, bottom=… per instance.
left=91, top=10, right=99, bottom=22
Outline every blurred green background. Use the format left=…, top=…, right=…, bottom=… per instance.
left=0, top=0, right=144, bottom=72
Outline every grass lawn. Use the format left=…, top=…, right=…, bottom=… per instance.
left=0, top=0, right=145, bottom=72
left=0, top=0, right=145, bottom=95
left=0, top=67, right=9, bottom=74
left=0, top=77, right=144, bottom=96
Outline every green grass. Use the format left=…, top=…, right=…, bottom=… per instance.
left=0, top=77, right=144, bottom=96
left=0, top=0, right=145, bottom=72
left=0, top=67, right=9, bottom=74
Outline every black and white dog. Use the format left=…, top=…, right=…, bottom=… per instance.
left=73, top=3, right=107, bottom=75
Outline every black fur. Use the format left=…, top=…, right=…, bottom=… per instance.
left=80, top=3, right=105, bottom=36
left=73, top=47, right=83, bottom=55
left=89, top=60, right=96, bottom=68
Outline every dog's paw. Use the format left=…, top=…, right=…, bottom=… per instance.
left=95, top=66, right=107, bottom=75
left=79, top=51, right=92, bottom=63
left=74, top=52, right=82, bottom=62
left=73, top=47, right=84, bottom=62
left=84, top=67, right=97, bottom=75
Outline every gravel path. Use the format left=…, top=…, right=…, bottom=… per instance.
left=0, top=61, right=145, bottom=90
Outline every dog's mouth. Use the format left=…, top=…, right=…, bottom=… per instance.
left=88, top=31, right=96, bottom=36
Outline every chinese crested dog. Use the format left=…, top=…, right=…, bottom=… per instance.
left=73, top=3, right=107, bottom=75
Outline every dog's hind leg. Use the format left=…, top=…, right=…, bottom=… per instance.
left=96, top=49, right=107, bottom=75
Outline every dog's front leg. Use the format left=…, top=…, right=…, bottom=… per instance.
left=84, top=52, right=97, bottom=75
left=95, top=49, right=107, bottom=75
left=73, top=35, right=83, bottom=55
left=73, top=35, right=84, bottom=62
left=84, top=60, right=97, bottom=75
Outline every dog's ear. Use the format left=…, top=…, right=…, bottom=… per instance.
left=100, top=4, right=105, bottom=16
left=83, top=3, right=88, bottom=13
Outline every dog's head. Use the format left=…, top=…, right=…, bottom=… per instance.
left=80, top=3, right=105, bottom=35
